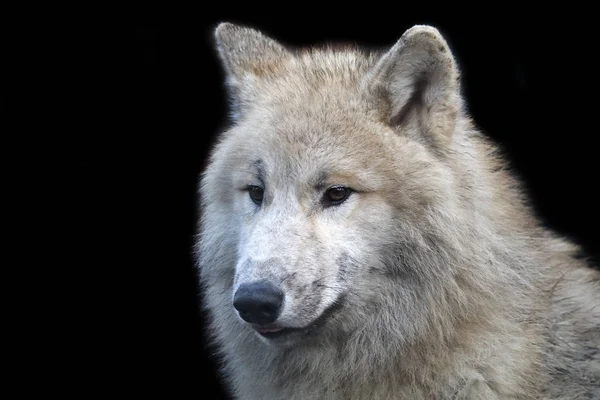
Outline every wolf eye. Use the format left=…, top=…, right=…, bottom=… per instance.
left=323, top=186, right=351, bottom=207
left=247, top=185, right=264, bottom=205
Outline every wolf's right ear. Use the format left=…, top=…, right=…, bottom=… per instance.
left=214, top=22, right=289, bottom=121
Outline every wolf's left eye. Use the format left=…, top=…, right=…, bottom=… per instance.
left=323, top=186, right=352, bottom=207
left=247, top=185, right=264, bottom=205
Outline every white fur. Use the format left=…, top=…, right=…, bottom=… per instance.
left=197, top=23, right=600, bottom=399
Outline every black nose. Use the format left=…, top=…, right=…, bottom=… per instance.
left=233, top=281, right=284, bottom=325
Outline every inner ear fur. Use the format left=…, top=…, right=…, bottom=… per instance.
left=363, top=25, right=462, bottom=149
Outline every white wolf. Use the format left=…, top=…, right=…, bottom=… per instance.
left=196, top=22, right=600, bottom=399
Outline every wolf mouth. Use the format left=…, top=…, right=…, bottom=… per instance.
left=253, top=294, right=347, bottom=340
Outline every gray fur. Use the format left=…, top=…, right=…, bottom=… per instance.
left=196, top=22, right=600, bottom=399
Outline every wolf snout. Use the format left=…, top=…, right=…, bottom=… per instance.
left=233, top=281, right=284, bottom=325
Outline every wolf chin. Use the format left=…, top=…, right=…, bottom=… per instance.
left=196, top=22, right=600, bottom=399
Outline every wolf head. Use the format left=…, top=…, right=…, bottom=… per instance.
left=199, top=23, right=472, bottom=347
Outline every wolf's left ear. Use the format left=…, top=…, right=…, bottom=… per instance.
left=363, top=25, right=462, bottom=149
left=214, top=22, right=289, bottom=120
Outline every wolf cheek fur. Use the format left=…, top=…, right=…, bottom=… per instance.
left=197, top=22, right=600, bottom=399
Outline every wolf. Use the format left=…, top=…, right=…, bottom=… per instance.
left=196, top=22, right=600, bottom=399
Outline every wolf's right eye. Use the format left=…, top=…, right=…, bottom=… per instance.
left=247, top=185, right=264, bottom=205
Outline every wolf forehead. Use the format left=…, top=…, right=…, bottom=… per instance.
left=241, top=49, right=381, bottom=104
left=220, top=63, right=402, bottom=183
left=222, top=103, right=405, bottom=190
left=224, top=47, right=389, bottom=143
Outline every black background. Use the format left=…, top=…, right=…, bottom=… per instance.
left=59, top=9, right=599, bottom=398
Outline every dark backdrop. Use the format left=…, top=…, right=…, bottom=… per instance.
left=80, top=10, right=598, bottom=398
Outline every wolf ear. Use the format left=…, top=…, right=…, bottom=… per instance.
left=363, top=25, right=462, bottom=149
left=214, top=22, right=289, bottom=120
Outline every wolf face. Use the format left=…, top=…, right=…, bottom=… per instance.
left=200, top=23, right=465, bottom=346
left=224, top=106, right=406, bottom=344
